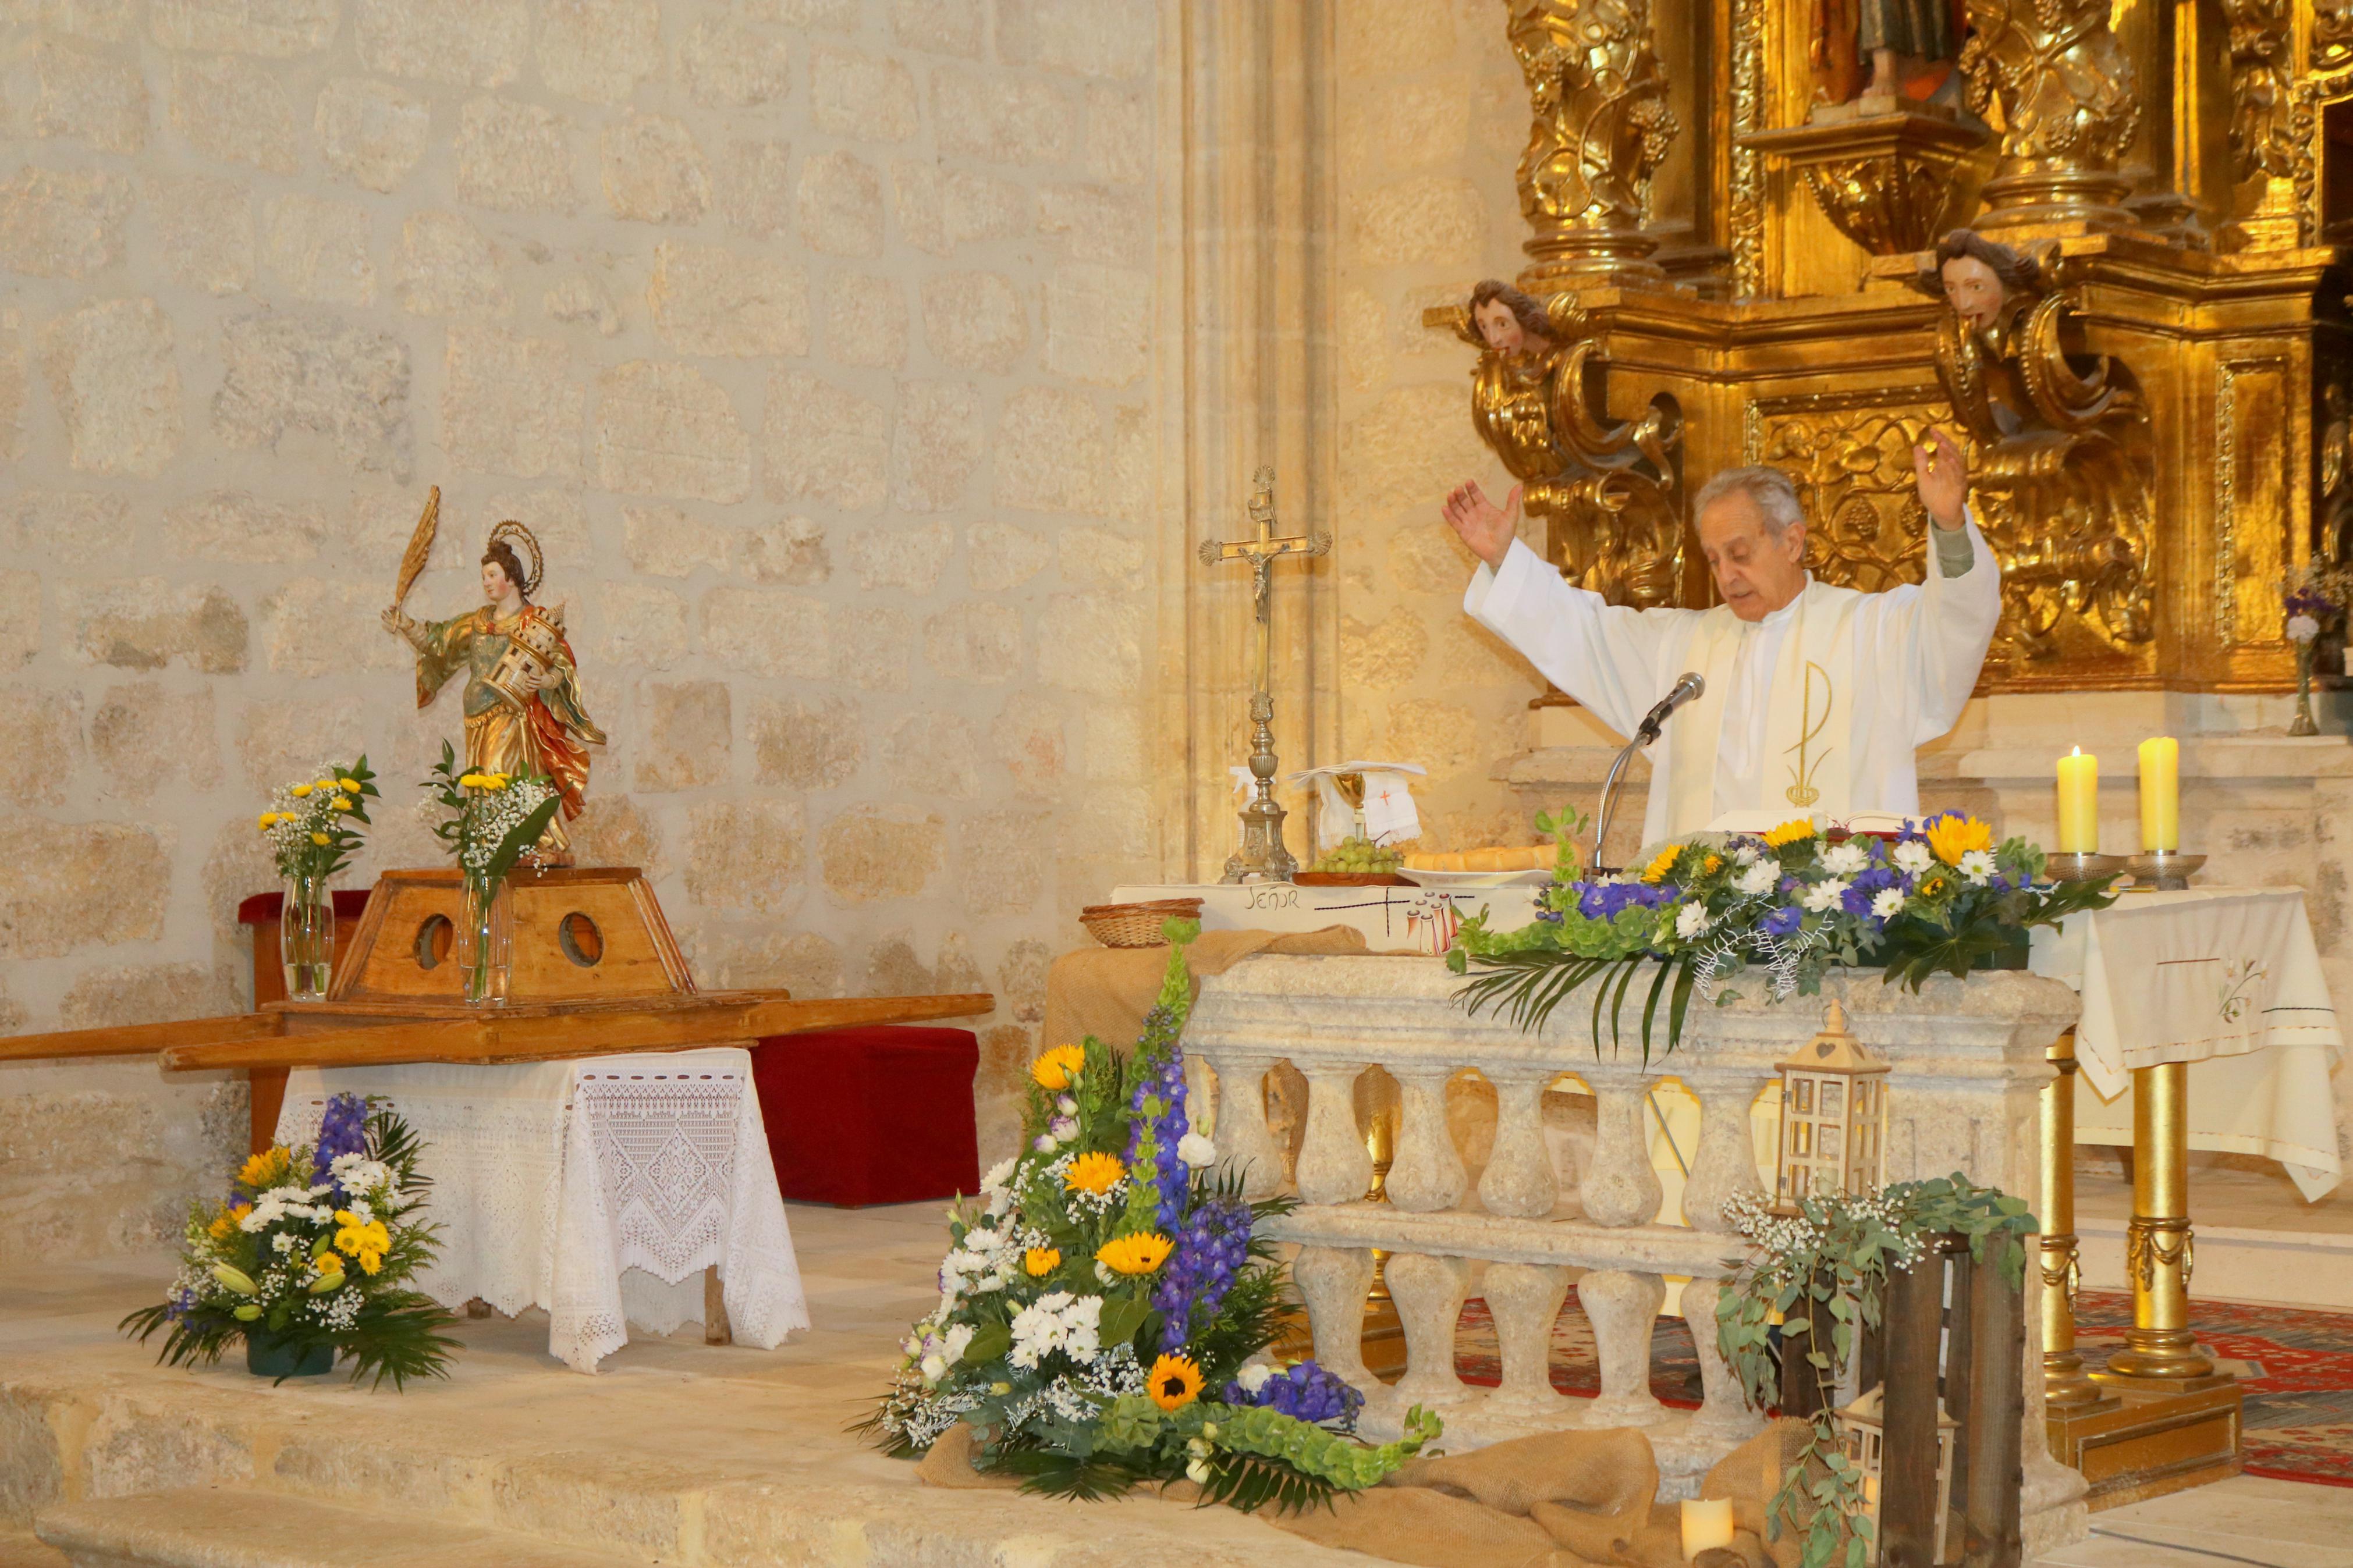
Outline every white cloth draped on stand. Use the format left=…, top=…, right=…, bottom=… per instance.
left=2031, top=888, right=2345, bottom=1201
left=275, top=1047, right=808, bottom=1372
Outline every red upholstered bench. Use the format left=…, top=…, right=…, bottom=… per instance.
left=750, top=1025, right=980, bottom=1207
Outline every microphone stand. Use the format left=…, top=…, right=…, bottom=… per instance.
left=1587, top=731, right=1651, bottom=876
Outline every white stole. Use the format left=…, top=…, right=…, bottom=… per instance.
left=1665, top=581, right=1861, bottom=833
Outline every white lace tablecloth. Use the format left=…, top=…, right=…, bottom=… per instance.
left=2031, top=888, right=2345, bottom=1200
left=275, top=1047, right=808, bottom=1372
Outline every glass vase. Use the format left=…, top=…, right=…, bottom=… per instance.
left=245, top=1323, right=333, bottom=1378
left=279, top=873, right=335, bottom=1002
left=457, top=872, right=513, bottom=1006
left=2292, top=641, right=2320, bottom=737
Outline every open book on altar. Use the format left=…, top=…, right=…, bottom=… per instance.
left=1701, top=810, right=1914, bottom=836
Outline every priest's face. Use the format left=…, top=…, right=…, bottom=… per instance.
left=1698, top=493, right=1808, bottom=622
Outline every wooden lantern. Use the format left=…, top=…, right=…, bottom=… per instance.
left=1834, top=1384, right=1955, bottom=1564
left=1774, top=1000, right=1889, bottom=1206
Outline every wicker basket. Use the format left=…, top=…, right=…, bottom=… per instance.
left=1080, top=897, right=1204, bottom=948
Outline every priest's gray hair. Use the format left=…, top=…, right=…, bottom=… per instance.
left=1693, top=465, right=1807, bottom=539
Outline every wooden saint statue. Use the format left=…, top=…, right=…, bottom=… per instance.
left=382, top=520, right=604, bottom=863
left=1813, top=0, right=1966, bottom=108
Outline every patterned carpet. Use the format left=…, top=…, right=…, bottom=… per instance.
left=1450, top=1285, right=2353, bottom=1486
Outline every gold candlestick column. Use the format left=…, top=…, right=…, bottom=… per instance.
left=2097, top=1061, right=2224, bottom=1387
left=2040, top=1030, right=2118, bottom=1411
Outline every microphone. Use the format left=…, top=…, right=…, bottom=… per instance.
left=1634, top=672, right=1705, bottom=744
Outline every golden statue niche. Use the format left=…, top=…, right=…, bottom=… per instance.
left=382, top=507, right=605, bottom=863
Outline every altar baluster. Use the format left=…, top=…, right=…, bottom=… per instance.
left=1382, top=1064, right=1468, bottom=1213
left=1577, top=1069, right=1663, bottom=1227
left=1385, top=1251, right=1476, bottom=1409
left=1479, top=1260, right=1571, bottom=1418
left=1580, top=1268, right=1669, bottom=1427
left=1680, top=1069, right=1770, bottom=1232
left=1201, top=1051, right=1290, bottom=1198
left=1476, top=1065, right=1560, bottom=1218
left=1678, top=1277, right=1763, bottom=1441
left=1294, top=1062, right=1375, bottom=1206
left=1291, top=1244, right=1376, bottom=1394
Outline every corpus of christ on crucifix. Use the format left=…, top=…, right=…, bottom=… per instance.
left=3, top=2, right=2351, bottom=1564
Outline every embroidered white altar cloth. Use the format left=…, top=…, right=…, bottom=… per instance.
left=276, top=1047, right=808, bottom=1372
left=2031, top=888, right=2344, bottom=1200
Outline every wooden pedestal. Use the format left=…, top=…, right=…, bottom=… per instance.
left=2047, top=1382, right=2244, bottom=1511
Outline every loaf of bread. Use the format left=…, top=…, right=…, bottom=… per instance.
left=1406, top=845, right=1550, bottom=872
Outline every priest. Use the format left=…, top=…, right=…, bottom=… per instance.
left=1441, top=429, right=1999, bottom=843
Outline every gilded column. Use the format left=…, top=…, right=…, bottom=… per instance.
left=2039, top=1031, right=2116, bottom=1411
left=1506, top=0, right=1680, bottom=288
left=2097, top=1062, right=2226, bottom=1387
left=1960, top=0, right=2141, bottom=234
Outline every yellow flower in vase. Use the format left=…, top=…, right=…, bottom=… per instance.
left=1095, top=1231, right=1173, bottom=1277
left=238, top=1147, right=291, bottom=1189
left=310, top=831, right=331, bottom=847
left=1640, top=844, right=1683, bottom=884
left=1063, top=1151, right=1126, bottom=1196
left=257, top=812, right=277, bottom=831
left=290, top=783, right=313, bottom=798
left=1763, top=819, right=1817, bottom=849
left=1925, top=813, right=1993, bottom=867
left=330, top=796, right=353, bottom=812
left=1023, top=1247, right=1060, bottom=1277
left=1147, top=1352, right=1203, bottom=1410
left=339, top=778, right=363, bottom=794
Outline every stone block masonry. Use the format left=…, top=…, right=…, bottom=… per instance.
left=0, top=0, right=1169, bottom=1262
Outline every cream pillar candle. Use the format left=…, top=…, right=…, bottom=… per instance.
left=2138, top=735, right=2180, bottom=851
left=1680, top=1496, right=1736, bottom=1559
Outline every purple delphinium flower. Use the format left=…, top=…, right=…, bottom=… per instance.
left=1842, top=866, right=1901, bottom=921
left=1224, top=1361, right=1365, bottom=1428
left=1576, top=881, right=1676, bottom=921
left=2287, top=585, right=2336, bottom=619
left=1155, top=1192, right=1251, bottom=1352
left=164, top=1284, right=198, bottom=1324
left=1762, top=905, right=1804, bottom=938
left=1125, top=1041, right=1190, bottom=1232
left=311, top=1093, right=370, bottom=1187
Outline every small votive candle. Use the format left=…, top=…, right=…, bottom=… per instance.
left=1681, top=1496, right=1736, bottom=1560
left=2138, top=735, right=2180, bottom=852
left=2055, top=746, right=2099, bottom=852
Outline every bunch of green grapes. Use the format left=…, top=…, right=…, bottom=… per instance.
left=1312, top=835, right=1407, bottom=874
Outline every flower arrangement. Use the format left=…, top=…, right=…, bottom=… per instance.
left=1713, top=1176, right=2037, bottom=1568
left=122, top=1094, right=459, bottom=1388
left=1447, top=812, right=2115, bottom=1056
left=424, top=742, right=560, bottom=878
left=864, top=923, right=1440, bottom=1512
left=257, top=757, right=379, bottom=881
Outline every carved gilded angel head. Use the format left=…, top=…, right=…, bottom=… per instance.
left=1932, top=230, right=2040, bottom=335
left=1470, top=280, right=1556, bottom=356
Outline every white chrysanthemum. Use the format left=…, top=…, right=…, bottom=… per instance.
left=1177, top=1132, right=1217, bottom=1168
left=1674, top=902, right=1712, bottom=940
left=1959, top=848, right=1995, bottom=886
left=1893, top=840, right=1934, bottom=874
left=1871, top=888, right=1906, bottom=920
left=2290, top=612, right=2322, bottom=643
left=1820, top=841, right=1868, bottom=875
left=1736, top=861, right=1778, bottom=896
left=981, top=1156, right=1016, bottom=1192
left=1801, top=879, right=1848, bottom=913
left=1733, top=842, right=1761, bottom=865
left=1236, top=1362, right=1275, bottom=1393
left=942, top=1322, right=974, bottom=1366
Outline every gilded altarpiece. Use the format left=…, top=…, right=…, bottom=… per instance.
left=1437, top=0, right=2351, bottom=694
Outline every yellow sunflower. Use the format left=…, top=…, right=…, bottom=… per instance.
left=1640, top=844, right=1682, bottom=884
left=206, top=1202, right=251, bottom=1242
left=1096, top=1231, right=1174, bottom=1276
left=237, top=1147, right=291, bottom=1189
left=1924, top=813, right=1993, bottom=867
left=1763, top=819, right=1817, bottom=848
left=1023, top=1247, right=1061, bottom=1277
left=1700, top=853, right=1722, bottom=874
left=1031, top=1044, right=1086, bottom=1091
left=1147, top=1352, right=1204, bottom=1411
left=1063, top=1151, right=1126, bottom=1195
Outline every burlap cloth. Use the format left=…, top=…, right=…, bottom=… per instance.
left=1039, top=925, right=1372, bottom=1051
left=918, top=1418, right=1814, bottom=1567
left=1269, top=1419, right=1816, bottom=1568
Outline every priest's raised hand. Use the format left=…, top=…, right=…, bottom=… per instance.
left=1441, top=479, right=1521, bottom=570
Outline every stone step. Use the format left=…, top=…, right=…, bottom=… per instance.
left=0, top=1531, right=71, bottom=1568
left=35, top=1490, right=645, bottom=1568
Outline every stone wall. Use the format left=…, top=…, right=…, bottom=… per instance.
left=0, top=0, right=1167, bottom=1261
left=1327, top=0, right=1550, bottom=852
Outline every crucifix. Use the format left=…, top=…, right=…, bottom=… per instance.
left=1198, top=466, right=1330, bottom=882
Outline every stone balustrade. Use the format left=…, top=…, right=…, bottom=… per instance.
left=1187, top=953, right=2083, bottom=1499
